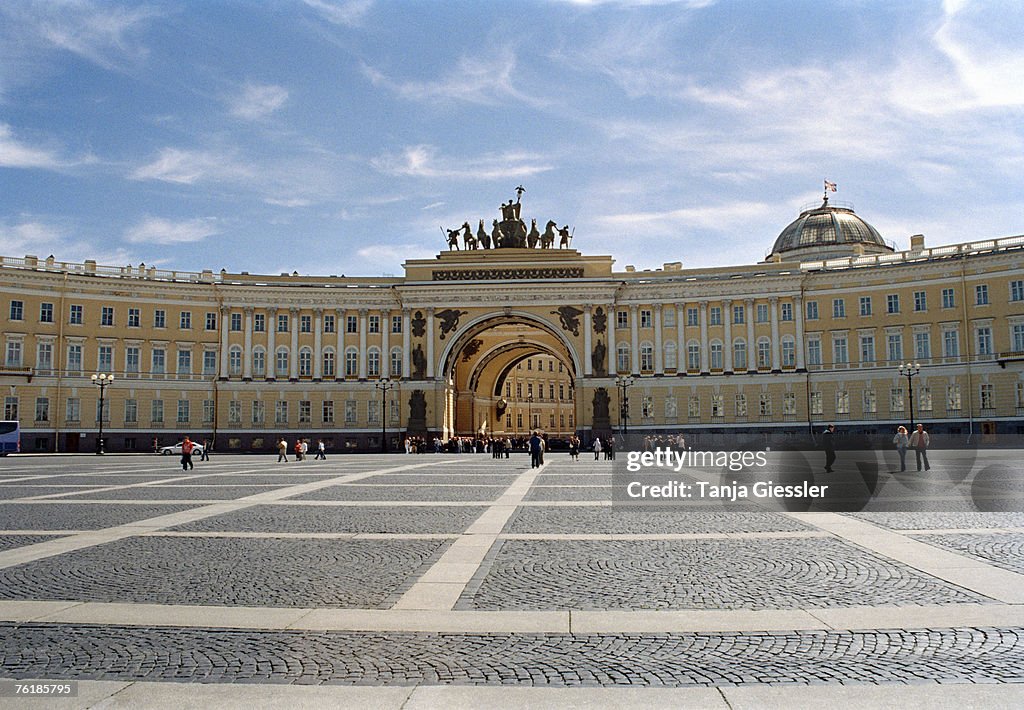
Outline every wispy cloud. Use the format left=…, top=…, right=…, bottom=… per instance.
left=228, top=82, right=289, bottom=120
left=0, top=124, right=65, bottom=169
left=263, top=197, right=312, bottom=208
left=124, top=216, right=219, bottom=244
left=363, top=47, right=545, bottom=107
left=131, top=148, right=254, bottom=184
left=0, top=218, right=134, bottom=264
left=302, top=0, right=373, bottom=27
left=596, top=201, right=775, bottom=234
left=371, top=144, right=554, bottom=180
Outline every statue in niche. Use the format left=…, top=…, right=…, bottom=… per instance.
left=593, top=306, right=607, bottom=334
left=411, top=344, right=427, bottom=379
left=411, top=310, right=426, bottom=337
left=592, top=340, right=607, bottom=377
left=593, top=388, right=610, bottom=426
left=478, top=219, right=490, bottom=249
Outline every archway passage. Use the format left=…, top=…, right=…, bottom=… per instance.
left=440, top=316, right=578, bottom=439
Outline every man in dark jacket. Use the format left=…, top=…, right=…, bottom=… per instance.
left=528, top=431, right=544, bottom=469
left=822, top=424, right=836, bottom=472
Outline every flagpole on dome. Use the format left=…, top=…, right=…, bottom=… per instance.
left=823, top=179, right=838, bottom=205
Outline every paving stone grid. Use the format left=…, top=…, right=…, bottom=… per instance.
left=0, top=453, right=1023, bottom=689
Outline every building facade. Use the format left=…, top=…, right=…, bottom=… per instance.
left=3, top=197, right=1024, bottom=453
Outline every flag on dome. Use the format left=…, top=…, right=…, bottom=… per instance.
left=824, top=180, right=838, bottom=192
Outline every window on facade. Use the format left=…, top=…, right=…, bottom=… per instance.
left=368, top=400, right=380, bottom=424
left=976, top=327, right=993, bottom=355
left=69, top=304, right=83, bottom=325
left=300, top=315, right=312, bottom=333
left=665, top=342, right=677, bottom=370
left=942, top=288, right=955, bottom=309
left=203, top=350, right=217, bottom=375
left=229, top=347, right=242, bottom=375
left=251, top=400, right=264, bottom=424
left=733, top=305, right=745, bottom=324
left=180, top=311, right=191, bottom=329
left=230, top=313, right=242, bottom=331
left=733, top=341, right=747, bottom=370
left=976, top=284, right=989, bottom=305
left=254, top=313, right=265, bottom=332
left=151, top=348, right=165, bottom=374
left=759, top=393, right=772, bottom=417
left=687, top=343, right=700, bottom=370
left=890, top=387, right=905, bottom=412
left=368, top=315, right=381, bottom=334
left=9, top=300, right=23, bottom=321
left=228, top=400, right=241, bottom=424
left=887, top=294, right=900, bottom=314
left=711, top=394, right=724, bottom=418
left=298, top=348, right=312, bottom=377
left=177, top=349, right=192, bottom=374
left=67, top=344, right=83, bottom=373
left=709, top=307, right=721, bottom=326
left=177, top=399, right=190, bottom=424
left=832, top=299, right=845, bottom=318
left=833, top=336, right=848, bottom=364
left=915, top=332, right=931, bottom=359
left=836, top=390, right=849, bottom=414
left=688, top=396, right=700, bottom=418
left=640, top=343, right=653, bottom=371
left=152, top=309, right=165, bottom=328
left=757, top=303, right=769, bottom=323
left=2, top=396, right=17, bottom=422
left=947, top=384, right=962, bottom=411
left=322, top=400, right=334, bottom=424
left=40, top=302, right=53, bottom=323
left=687, top=308, right=698, bottom=326
left=806, top=301, right=818, bottom=320
left=919, top=387, right=933, bottom=411
left=253, top=349, right=266, bottom=377
left=203, top=399, right=215, bottom=424
left=663, top=308, right=676, bottom=327
left=616, top=343, right=630, bottom=373
left=205, top=312, right=217, bottom=330
left=1012, top=280, right=1024, bottom=303
left=980, top=383, right=994, bottom=410
left=734, top=393, right=747, bottom=417
left=36, top=342, right=53, bottom=372
left=781, top=303, right=793, bottom=321
left=101, top=306, right=114, bottom=326
left=98, top=345, right=113, bottom=372
left=807, top=338, right=821, bottom=366
left=275, top=348, right=289, bottom=377
left=810, top=391, right=822, bottom=415
left=346, top=315, right=358, bottom=333
left=275, top=400, right=288, bottom=424
left=323, top=350, right=335, bottom=378
left=277, top=314, right=289, bottom=332
left=710, top=341, right=723, bottom=369
left=5, top=340, right=22, bottom=368
left=887, top=334, right=902, bottom=362
left=859, top=296, right=872, bottom=316
left=859, top=335, right=875, bottom=363
left=757, top=340, right=770, bottom=369
left=324, top=314, right=335, bottom=333
left=863, top=389, right=877, bottom=413
left=345, top=400, right=357, bottom=424
left=943, top=329, right=959, bottom=358
left=913, top=291, right=927, bottom=311
left=125, top=398, right=137, bottom=423
left=392, top=315, right=402, bottom=333
left=781, top=337, right=795, bottom=367
left=299, top=400, right=311, bottom=424
left=616, top=310, right=628, bottom=329
left=345, top=348, right=358, bottom=377
left=640, top=309, right=652, bottom=328
left=367, top=348, right=381, bottom=377
left=784, top=392, right=796, bottom=415
left=66, top=397, right=81, bottom=422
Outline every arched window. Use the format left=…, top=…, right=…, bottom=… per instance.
left=390, top=347, right=402, bottom=378
left=710, top=340, right=724, bottom=370
left=322, top=348, right=335, bottom=378
left=228, top=345, right=242, bottom=376
left=298, top=347, right=312, bottom=377
left=664, top=341, right=677, bottom=370
left=733, top=339, right=747, bottom=371
left=367, top=347, right=381, bottom=378
left=344, top=347, right=358, bottom=377
left=781, top=336, right=796, bottom=368
left=252, top=347, right=266, bottom=377
left=616, top=343, right=631, bottom=373
left=275, top=347, right=289, bottom=377
left=686, top=340, right=700, bottom=371
left=640, top=341, right=654, bottom=372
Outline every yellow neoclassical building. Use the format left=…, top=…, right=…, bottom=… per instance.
left=2, top=194, right=1024, bottom=453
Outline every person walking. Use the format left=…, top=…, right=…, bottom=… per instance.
left=200, top=438, right=211, bottom=462
left=892, top=425, right=909, bottom=472
left=569, top=435, right=579, bottom=461
left=180, top=436, right=195, bottom=471
left=277, top=437, right=289, bottom=463
left=909, top=423, right=931, bottom=471
left=528, top=430, right=544, bottom=469
left=300, top=439, right=309, bottom=461
left=315, top=439, right=326, bottom=460
left=822, top=424, right=836, bottom=473
left=593, top=437, right=603, bottom=460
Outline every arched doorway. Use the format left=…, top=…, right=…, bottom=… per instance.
left=438, top=313, right=579, bottom=439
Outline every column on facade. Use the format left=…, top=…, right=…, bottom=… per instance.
left=745, top=298, right=755, bottom=373
left=794, top=295, right=806, bottom=370
left=335, top=308, right=345, bottom=381
left=630, top=304, right=640, bottom=375
left=380, top=308, right=390, bottom=379
left=770, top=297, right=781, bottom=372
left=583, top=304, right=593, bottom=376
left=266, top=307, right=277, bottom=380
left=243, top=307, right=253, bottom=381
left=218, top=306, right=230, bottom=379
left=402, top=308, right=411, bottom=378
left=313, top=308, right=323, bottom=381
left=722, top=299, right=733, bottom=373
left=699, top=300, right=710, bottom=374
left=607, top=303, right=617, bottom=376
left=426, top=307, right=435, bottom=378
left=653, top=304, right=664, bottom=374
left=676, top=305, right=685, bottom=375
left=358, top=308, right=368, bottom=380
left=289, top=307, right=299, bottom=381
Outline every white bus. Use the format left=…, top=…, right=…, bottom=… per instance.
left=0, top=421, right=20, bottom=455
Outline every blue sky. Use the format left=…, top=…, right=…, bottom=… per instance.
left=2, top=0, right=1023, bottom=276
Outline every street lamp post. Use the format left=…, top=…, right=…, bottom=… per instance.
left=90, top=373, right=114, bottom=455
left=375, top=377, right=396, bottom=453
left=527, top=395, right=534, bottom=433
left=615, top=375, right=634, bottom=439
left=898, top=362, right=921, bottom=431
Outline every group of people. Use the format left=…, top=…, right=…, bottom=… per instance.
left=277, top=437, right=326, bottom=462
left=592, top=436, right=615, bottom=460
left=821, top=423, right=932, bottom=473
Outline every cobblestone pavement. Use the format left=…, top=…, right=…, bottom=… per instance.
left=0, top=623, right=1021, bottom=686
left=0, top=453, right=1023, bottom=698
left=459, top=537, right=991, bottom=610
left=915, top=533, right=1024, bottom=574
left=0, top=536, right=450, bottom=608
